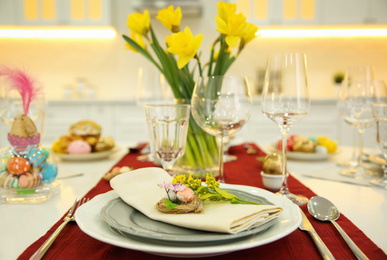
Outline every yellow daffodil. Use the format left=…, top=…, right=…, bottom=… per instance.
left=127, top=10, right=150, bottom=36
left=216, top=12, right=247, bottom=48
left=166, top=27, right=203, bottom=69
left=156, top=5, right=182, bottom=33
left=125, top=32, right=146, bottom=53
left=242, top=23, right=259, bottom=45
left=216, top=1, right=237, bottom=22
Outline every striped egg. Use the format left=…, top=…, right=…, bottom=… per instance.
left=7, top=157, right=31, bottom=175
left=0, top=171, right=20, bottom=189
left=26, top=148, right=47, bottom=169
left=18, top=172, right=42, bottom=189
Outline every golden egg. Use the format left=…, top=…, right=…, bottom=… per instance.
left=262, top=153, right=283, bottom=175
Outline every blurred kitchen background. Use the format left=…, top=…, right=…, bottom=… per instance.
left=1, top=0, right=387, bottom=100
left=0, top=0, right=387, bottom=147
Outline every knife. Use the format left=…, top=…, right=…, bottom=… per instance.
left=299, top=209, right=335, bottom=260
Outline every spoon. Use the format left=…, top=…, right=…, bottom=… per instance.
left=308, top=196, right=369, bottom=260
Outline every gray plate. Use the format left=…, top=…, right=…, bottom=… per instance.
left=100, top=189, right=277, bottom=244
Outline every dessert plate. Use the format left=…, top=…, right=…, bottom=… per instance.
left=267, top=144, right=340, bottom=161
left=75, top=184, right=301, bottom=258
left=53, top=146, right=121, bottom=161
left=100, top=189, right=276, bottom=243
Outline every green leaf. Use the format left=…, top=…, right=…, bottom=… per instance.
left=214, top=186, right=237, bottom=200
left=122, top=35, right=161, bottom=71
left=165, top=199, right=180, bottom=210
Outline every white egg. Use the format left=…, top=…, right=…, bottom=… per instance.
left=315, top=145, right=328, bottom=154
left=167, top=190, right=177, bottom=201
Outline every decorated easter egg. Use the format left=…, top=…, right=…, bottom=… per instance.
left=7, top=157, right=31, bottom=175
left=0, top=153, right=12, bottom=172
left=67, top=140, right=91, bottom=154
left=0, top=171, right=20, bottom=188
left=18, top=172, right=42, bottom=188
left=41, top=163, right=58, bottom=184
left=41, top=147, right=50, bottom=158
left=26, top=147, right=47, bottom=169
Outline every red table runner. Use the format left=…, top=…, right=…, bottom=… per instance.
left=19, top=144, right=386, bottom=259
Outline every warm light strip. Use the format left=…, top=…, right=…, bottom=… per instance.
left=0, top=26, right=116, bottom=39
left=258, top=27, right=387, bottom=38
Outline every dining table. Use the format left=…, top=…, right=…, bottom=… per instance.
left=1, top=142, right=386, bottom=260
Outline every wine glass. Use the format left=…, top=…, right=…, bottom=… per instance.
left=145, top=104, right=190, bottom=175
left=191, top=76, right=252, bottom=183
left=371, top=103, right=387, bottom=189
left=337, top=80, right=386, bottom=178
left=136, top=67, right=173, bottom=107
left=261, top=53, right=310, bottom=206
left=337, top=66, right=375, bottom=168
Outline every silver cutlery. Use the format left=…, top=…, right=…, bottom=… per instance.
left=30, top=197, right=89, bottom=260
left=299, top=209, right=335, bottom=260
left=57, top=173, right=84, bottom=180
left=308, top=196, right=369, bottom=260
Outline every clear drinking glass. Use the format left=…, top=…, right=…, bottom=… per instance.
left=191, top=76, right=252, bottom=183
left=337, top=80, right=386, bottom=178
left=145, top=104, right=190, bottom=175
left=337, top=66, right=375, bottom=167
left=262, top=53, right=310, bottom=205
left=371, top=103, right=387, bottom=189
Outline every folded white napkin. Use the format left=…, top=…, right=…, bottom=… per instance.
left=110, top=167, right=283, bottom=234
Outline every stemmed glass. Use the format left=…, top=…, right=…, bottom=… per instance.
left=261, top=53, right=310, bottom=205
left=371, top=103, right=387, bottom=189
left=337, top=80, right=386, bottom=178
left=337, top=66, right=375, bottom=168
left=145, top=104, right=190, bottom=175
left=136, top=67, right=173, bottom=107
left=191, top=76, right=252, bottom=183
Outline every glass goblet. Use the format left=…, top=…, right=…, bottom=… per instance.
left=262, top=53, right=310, bottom=206
left=371, top=103, right=387, bottom=188
left=191, top=76, right=252, bottom=183
left=337, top=80, right=385, bottom=179
left=145, top=104, right=190, bottom=175
left=337, top=66, right=375, bottom=168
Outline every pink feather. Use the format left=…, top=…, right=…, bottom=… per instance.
left=0, top=66, right=42, bottom=115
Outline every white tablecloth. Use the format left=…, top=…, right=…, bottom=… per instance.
left=1, top=144, right=386, bottom=260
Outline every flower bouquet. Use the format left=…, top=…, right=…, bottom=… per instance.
left=124, top=2, right=258, bottom=178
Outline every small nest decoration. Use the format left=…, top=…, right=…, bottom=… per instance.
left=156, top=196, right=203, bottom=214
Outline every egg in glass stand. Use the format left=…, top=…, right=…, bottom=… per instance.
left=259, top=153, right=283, bottom=191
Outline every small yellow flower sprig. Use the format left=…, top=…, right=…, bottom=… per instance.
left=173, top=173, right=261, bottom=205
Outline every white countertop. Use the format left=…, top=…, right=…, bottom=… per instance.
left=1, top=144, right=386, bottom=260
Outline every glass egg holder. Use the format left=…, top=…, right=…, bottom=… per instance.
left=0, top=84, right=59, bottom=204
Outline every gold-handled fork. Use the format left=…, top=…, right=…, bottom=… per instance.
left=30, top=197, right=89, bottom=260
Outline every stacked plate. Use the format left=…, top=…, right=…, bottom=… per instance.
left=75, top=184, right=301, bottom=257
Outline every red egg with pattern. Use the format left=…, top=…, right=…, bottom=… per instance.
left=6, top=157, right=31, bottom=175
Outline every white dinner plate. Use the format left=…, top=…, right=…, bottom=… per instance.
left=75, top=184, right=301, bottom=258
left=268, top=144, right=340, bottom=161
left=53, top=146, right=121, bottom=161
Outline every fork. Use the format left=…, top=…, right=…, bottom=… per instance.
left=30, top=197, right=89, bottom=260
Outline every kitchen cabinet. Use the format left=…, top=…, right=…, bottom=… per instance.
left=0, top=99, right=378, bottom=150
left=0, top=0, right=111, bottom=26
left=320, top=0, right=387, bottom=25
left=234, top=0, right=387, bottom=25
